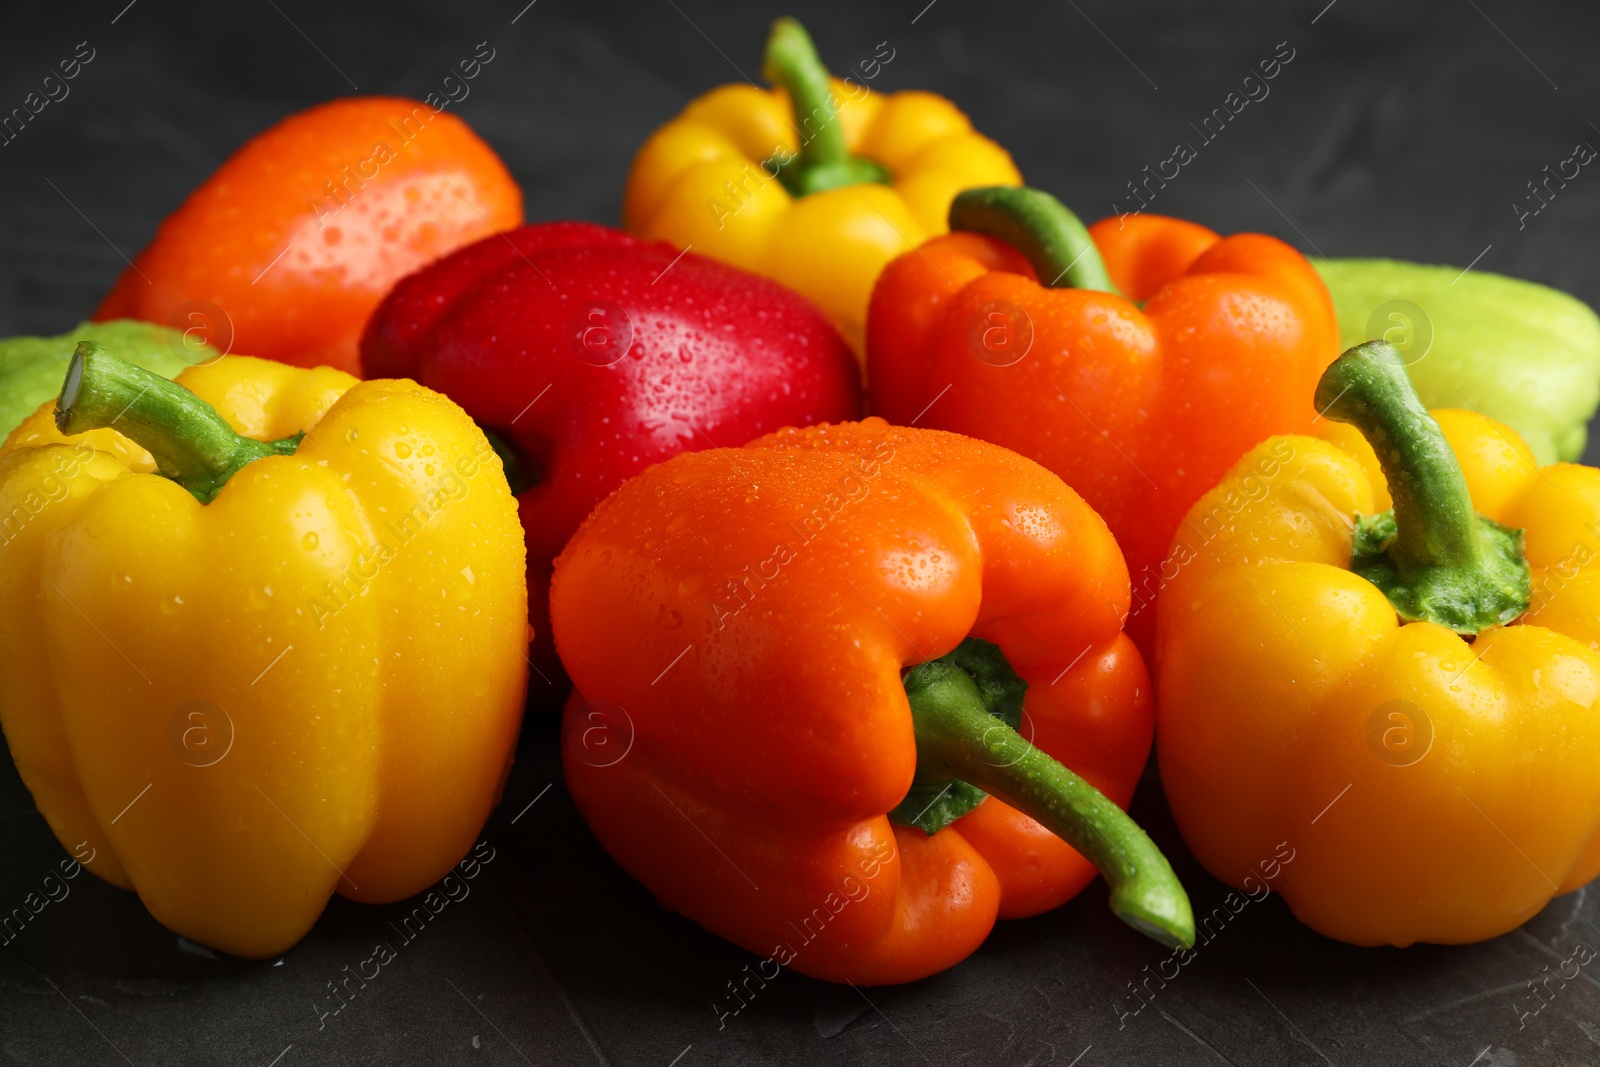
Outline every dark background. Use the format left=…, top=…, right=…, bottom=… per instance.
left=4, top=0, right=1600, bottom=1064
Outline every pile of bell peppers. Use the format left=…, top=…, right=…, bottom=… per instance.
left=4, top=12, right=1600, bottom=988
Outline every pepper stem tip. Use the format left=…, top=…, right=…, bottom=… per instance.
left=890, top=638, right=1194, bottom=951
left=54, top=341, right=300, bottom=504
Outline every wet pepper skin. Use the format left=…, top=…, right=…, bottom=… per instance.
left=0, top=356, right=527, bottom=957
left=551, top=419, right=1153, bottom=984
left=362, top=221, right=862, bottom=689
left=867, top=213, right=1338, bottom=649
left=96, top=97, right=522, bottom=376
left=1158, top=409, right=1600, bottom=946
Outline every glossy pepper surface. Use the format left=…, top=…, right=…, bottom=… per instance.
left=552, top=419, right=1193, bottom=985
left=0, top=345, right=527, bottom=957
left=96, top=96, right=522, bottom=376
left=1315, top=257, right=1600, bottom=464
left=1157, top=340, right=1600, bottom=946
left=624, top=18, right=1020, bottom=353
left=868, top=187, right=1338, bottom=648
left=362, top=220, right=861, bottom=691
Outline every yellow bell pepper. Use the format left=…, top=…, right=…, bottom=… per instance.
left=623, top=17, right=1021, bottom=353
left=1156, top=339, right=1600, bottom=947
left=0, top=344, right=527, bottom=957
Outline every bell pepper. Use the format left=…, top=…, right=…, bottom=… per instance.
left=1157, top=339, right=1600, bottom=946
left=551, top=418, right=1193, bottom=985
left=0, top=344, right=527, bottom=957
left=95, top=96, right=523, bottom=376
left=623, top=17, right=1021, bottom=353
left=1314, top=258, right=1600, bottom=465
left=868, top=187, right=1338, bottom=649
left=0, top=319, right=217, bottom=441
left=361, top=220, right=861, bottom=691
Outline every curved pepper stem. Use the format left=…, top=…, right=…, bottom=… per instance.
left=950, top=186, right=1120, bottom=294
left=890, top=639, right=1195, bottom=950
left=761, top=17, right=890, bottom=196
left=56, top=341, right=301, bottom=504
left=1316, top=340, right=1530, bottom=632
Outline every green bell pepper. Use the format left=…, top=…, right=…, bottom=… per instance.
left=0, top=320, right=213, bottom=441
left=1314, top=258, right=1600, bottom=464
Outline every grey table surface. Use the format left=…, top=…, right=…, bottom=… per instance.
left=4, top=0, right=1600, bottom=1064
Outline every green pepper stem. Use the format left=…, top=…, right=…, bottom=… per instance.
left=1316, top=340, right=1529, bottom=632
left=1318, top=341, right=1483, bottom=570
left=56, top=341, right=300, bottom=504
left=950, top=186, right=1120, bottom=294
left=905, top=659, right=1194, bottom=950
left=763, top=18, right=847, bottom=174
left=761, top=17, right=890, bottom=196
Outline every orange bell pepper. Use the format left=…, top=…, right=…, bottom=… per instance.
left=867, top=187, right=1338, bottom=649
left=95, top=96, right=522, bottom=376
left=551, top=418, right=1193, bottom=984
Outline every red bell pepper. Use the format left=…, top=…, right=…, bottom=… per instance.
left=362, top=221, right=862, bottom=687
